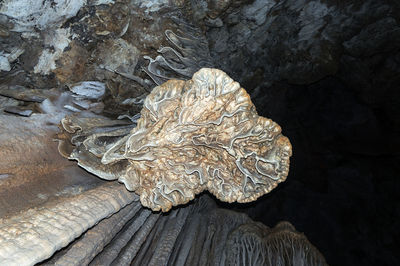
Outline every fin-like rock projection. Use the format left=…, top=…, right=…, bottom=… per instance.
left=143, top=17, right=213, bottom=85
left=64, top=68, right=292, bottom=212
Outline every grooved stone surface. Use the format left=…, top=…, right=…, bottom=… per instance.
left=0, top=183, right=137, bottom=265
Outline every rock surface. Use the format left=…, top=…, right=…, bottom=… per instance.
left=0, top=0, right=399, bottom=265
left=0, top=112, right=324, bottom=266
left=63, top=68, right=292, bottom=212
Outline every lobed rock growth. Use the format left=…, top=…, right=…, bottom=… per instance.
left=63, top=68, right=292, bottom=212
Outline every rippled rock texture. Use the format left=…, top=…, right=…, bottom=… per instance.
left=0, top=0, right=399, bottom=265
left=0, top=112, right=322, bottom=265
left=61, top=69, right=292, bottom=212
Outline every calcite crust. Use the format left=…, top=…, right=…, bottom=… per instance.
left=68, top=68, right=292, bottom=211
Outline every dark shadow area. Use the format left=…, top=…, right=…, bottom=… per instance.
left=215, top=75, right=400, bottom=265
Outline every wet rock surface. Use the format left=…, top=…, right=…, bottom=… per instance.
left=0, top=0, right=399, bottom=265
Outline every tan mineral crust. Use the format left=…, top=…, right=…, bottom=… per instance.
left=67, top=68, right=292, bottom=212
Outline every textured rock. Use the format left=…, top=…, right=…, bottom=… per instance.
left=201, top=0, right=399, bottom=90
left=94, top=38, right=140, bottom=74
left=0, top=0, right=113, bottom=32
left=38, top=195, right=326, bottom=266
left=0, top=47, right=23, bottom=71
left=0, top=95, right=19, bottom=114
left=225, top=221, right=327, bottom=265
left=0, top=111, right=323, bottom=265
left=33, top=28, right=71, bottom=75
left=0, top=183, right=137, bottom=265
left=0, top=113, right=138, bottom=265
left=1, top=0, right=397, bottom=265
left=42, top=202, right=145, bottom=265
left=143, top=18, right=213, bottom=85
left=65, top=68, right=292, bottom=212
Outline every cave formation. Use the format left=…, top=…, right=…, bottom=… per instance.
left=0, top=0, right=399, bottom=265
